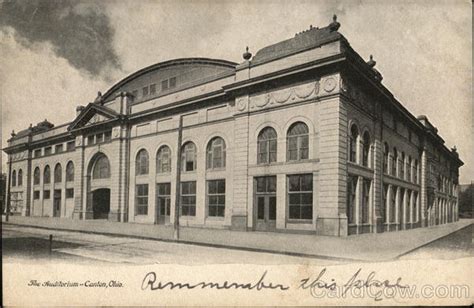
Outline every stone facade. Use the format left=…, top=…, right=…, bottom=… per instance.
left=4, top=17, right=463, bottom=236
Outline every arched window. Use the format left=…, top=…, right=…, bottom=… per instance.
left=18, top=169, right=23, bottom=186
left=400, top=152, right=405, bottom=179
left=66, top=161, right=74, bottom=182
left=206, top=137, right=226, bottom=169
left=11, top=170, right=16, bottom=187
left=156, top=146, right=171, bottom=173
left=392, top=148, right=398, bottom=176
left=44, top=165, right=51, bottom=184
left=54, top=163, right=62, bottom=183
left=383, top=142, right=389, bottom=174
left=34, top=167, right=40, bottom=185
left=181, top=142, right=196, bottom=172
left=135, top=149, right=149, bottom=175
left=257, top=127, right=277, bottom=164
left=362, top=131, right=370, bottom=167
left=287, top=122, right=309, bottom=161
left=407, top=156, right=412, bottom=182
left=93, top=155, right=110, bottom=179
left=349, top=124, right=358, bottom=163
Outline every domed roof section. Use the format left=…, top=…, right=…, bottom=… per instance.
left=101, top=58, right=237, bottom=103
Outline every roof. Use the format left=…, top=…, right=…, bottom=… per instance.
left=252, top=24, right=342, bottom=65
left=100, top=58, right=237, bottom=103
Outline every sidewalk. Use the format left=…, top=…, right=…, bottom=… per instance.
left=2, top=215, right=473, bottom=262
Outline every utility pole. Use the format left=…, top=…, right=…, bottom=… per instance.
left=173, top=115, right=183, bottom=240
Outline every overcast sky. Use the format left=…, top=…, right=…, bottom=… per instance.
left=0, top=0, right=472, bottom=183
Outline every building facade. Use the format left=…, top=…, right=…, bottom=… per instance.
left=4, top=16, right=463, bottom=236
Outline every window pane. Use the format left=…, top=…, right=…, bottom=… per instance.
left=269, top=197, right=276, bottom=220
left=301, top=174, right=313, bottom=191
left=301, top=193, right=313, bottom=204
left=288, top=176, right=300, bottom=191
left=256, top=177, right=266, bottom=193
left=257, top=197, right=265, bottom=219
left=217, top=180, right=225, bottom=193
left=301, top=205, right=312, bottom=219
left=289, top=205, right=299, bottom=219
left=289, top=194, right=300, bottom=205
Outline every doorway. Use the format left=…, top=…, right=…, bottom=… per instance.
left=254, top=176, right=277, bottom=231
left=92, top=188, right=110, bottom=219
left=53, top=189, right=61, bottom=217
left=156, top=183, right=171, bottom=224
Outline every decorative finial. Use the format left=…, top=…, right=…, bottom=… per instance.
left=242, top=46, right=252, bottom=61
left=367, top=54, right=376, bottom=67
left=29, top=123, right=32, bottom=128
left=452, top=146, right=457, bottom=152
left=11, top=130, right=16, bottom=137
left=329, top=14, right=340, bottom=32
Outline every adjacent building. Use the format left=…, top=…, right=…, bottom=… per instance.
left=3, top=16, right=463, bottom=236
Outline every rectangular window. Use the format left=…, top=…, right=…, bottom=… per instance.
left=169, top=77, right=176, bottom=88
left=161, top=79, right=169, bottom=91
left=347, top=176, right=358, bottom=224
left=96, top=133, right=104, bottom=144
left=382, top=184, right=388, bottom=223
left=33, top=191, right=40, bottom=200
left=207, top=180, right=225, bottom=217
left=180, top=181, right=196, bottom=216
left=132, top=90, right=138, bottom=100
left=390, top=186, right=396, bottom=223
left=142, top=86, right=149, bottom=96
left=44, top=147, right=52, bottom=156
left=287, top=174, right=313, bottom=220
left=87, top=135, right=95, bottom=145
left=136, top=184, right=149, bottom=215
left=150, top=84, right=156, bottom=95
left=361, top=179, right=371, bottom=223
left=66, top=141, right=75, bottom=151
left=34, top=149, right=42, bottom=158
left=104, top=131, right=111, bottom=142
left=66, top=188, right=74, bottom=199
left=43, top=190, right=50, bottom=199
left=55, top=144, right=63, bottom=154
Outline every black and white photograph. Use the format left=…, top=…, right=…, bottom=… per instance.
left=1, top=0, right=473, bottom=306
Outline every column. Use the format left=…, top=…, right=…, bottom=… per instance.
left=420, top=145, right=428, bottom=226
left=372, top=131, right=383, bottom=233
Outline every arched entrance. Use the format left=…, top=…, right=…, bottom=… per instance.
left=87, top=152, right=111, bottom=220
left=92, top=188, right=110, bottom=219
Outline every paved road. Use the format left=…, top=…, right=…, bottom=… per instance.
left=3, top=224, right=472, bottom=265
left=2, top=224, right=344, bottom=265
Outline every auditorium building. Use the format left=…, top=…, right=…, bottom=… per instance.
left=4, top=16, right=463, bottom=236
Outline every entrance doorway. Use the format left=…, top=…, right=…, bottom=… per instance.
left=254, top=176, right=277, bottom=231
left=156, top=183, right=171, bottom=224
left=53, top=189, right=61, bottom=217
left=92, top=188, right=110, bottom=219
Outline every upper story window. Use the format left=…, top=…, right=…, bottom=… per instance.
left=104, top=131, right=111, bottom=142
left=96, top=133, right=104, bottom=143
left=66, top=141, right=75, bottom=151
left=362, top=131, right=371, bottom=167
left=66, top=161, right=74, bottom=182
left=142, top=86, right=149, bottom=97
left=54, top=164, right=62, bottom=183
left=414, top=159, right=419, bottom=184
left=11, top=170, right=16, bottom=187
left=131, top=90, right=138, bottom=100
left=87, top=135, right=94, bottom=145
left=206, top=137, right=226, bottom=170
left=162, top=77, right=177, bottom=91
left=257, top=127, right=277, bottom=164
left=44, top=165, right=51, bottom=184
left=287, top=122, right=309, bottom=162
left=349, top=124, right=358, bottom=163
left=157, top=145, right=171, bottom=173
left=181, top=141, right=196, bottom=172
left=392, top=147, right=398, bottom=177
left=407, top=156, right=412, bottom=182
left=135, top=149, right=149, bottom=175
left=400, top=152, right=405, bottom=179
left=383, top=142, right=389, bottom=174
left=34, top=149, right=42, bottom=158
left=34, top=167, right=40, bottom=185
left=18, top=169, right=23, bottom=186
left=44, top=147, right=52, bottom=156
left=150, top=84, right=156, bottom=95
left=55, top=144, right=63, bottom=154
left=93, top=155, right=110, bottom=179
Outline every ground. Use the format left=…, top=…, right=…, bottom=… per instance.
left=2, top=223, right=473, bottom=265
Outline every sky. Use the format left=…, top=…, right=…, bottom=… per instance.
left=0, top=0, right=472, bottom=183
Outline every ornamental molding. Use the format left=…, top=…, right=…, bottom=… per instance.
left=341, top=77, right=376, bottom=116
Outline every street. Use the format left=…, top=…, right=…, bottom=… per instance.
left=2, top=223, right=473, bottom=265
left=2, top=224, right=343, bottom=265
